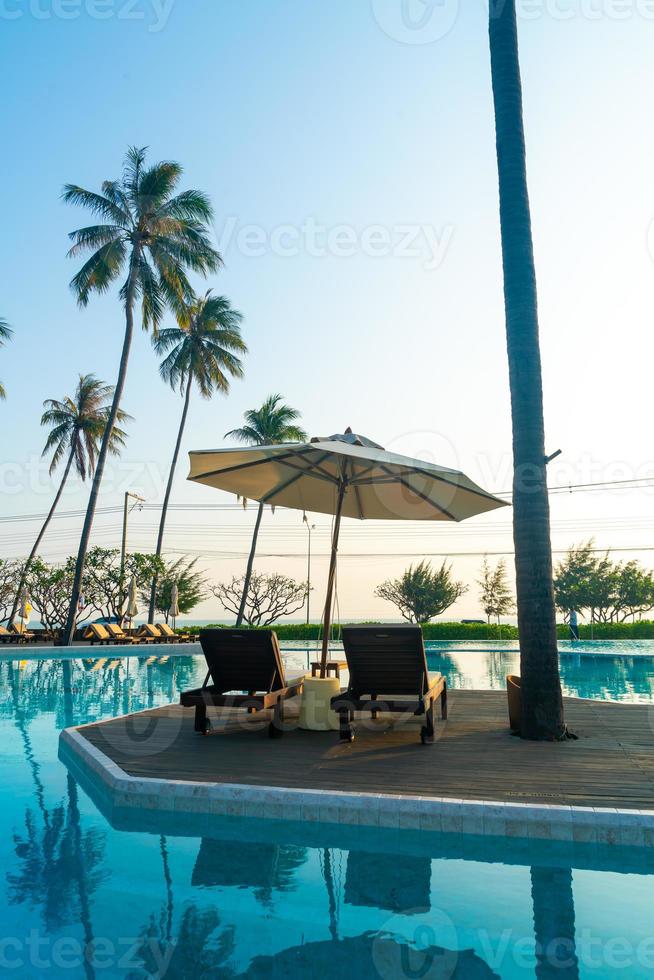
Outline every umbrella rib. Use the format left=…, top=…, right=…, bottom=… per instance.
left=379, top=466, right=460, bottom=521
left=261, top=451, right=337, bottom=504
left=412, top=467, right=505, bottom=505
left=349, top=459, right=364, bottom=520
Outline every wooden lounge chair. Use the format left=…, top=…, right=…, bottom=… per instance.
left=158, top=623, right=192, bottom=643
left=9, top=622, right=37, bottom=643
left=83, top=624, right=113, bottom=645
left=331, top=625, right=447, bottom=745
left=180, top=628, right=304, bottom=739
left=0, top=625, right=23, bottom=644
left=137, top=623, right=164, bottom=642
left=105, top=623, right=143, bottom=644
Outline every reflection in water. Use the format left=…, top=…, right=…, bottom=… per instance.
left=345, top=851, right=431, bottom=914
left=531, top=867, right=580, bottom=980
left=192, top=839, right=307, bottom=910
left=238, top=933, right=500, bottom=979
left=0, top=651, right=651, bottom=978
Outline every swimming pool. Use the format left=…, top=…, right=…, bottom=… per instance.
left=1, top=650, right=653, bottom=977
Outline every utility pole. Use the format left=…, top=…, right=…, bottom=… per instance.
left=303, top=513, right=315, bottom=625
left=119, top=491, right=145, bottom=623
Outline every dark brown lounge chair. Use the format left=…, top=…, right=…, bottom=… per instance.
left=180, top=629, right=304, bottom=739
left=331, top=625, right=447, bottom=745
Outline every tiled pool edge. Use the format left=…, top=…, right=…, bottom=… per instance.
left=59, top=726, right=654, bottom=847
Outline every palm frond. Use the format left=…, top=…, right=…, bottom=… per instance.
left=62, top=185, right=129, bottom=225
left=67, top=225, right=124, bottom=258
left=0, top=317, right=13, bottom=344
left=70, top=238, right=127, bottom=306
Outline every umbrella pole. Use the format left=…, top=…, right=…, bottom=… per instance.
left=320, top=481, right=347, bottom=678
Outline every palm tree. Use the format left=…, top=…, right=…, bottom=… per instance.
left=225, top=394, right=307, bottom=625
left=60, top=146, right=221, bottom=645
left=0, top=317, right=13, bottom=399
left=488, top=0, right=565, bottom=738
left=147, top=290, right=247, bottom=621
left=9, top=375, right=129, bottom=625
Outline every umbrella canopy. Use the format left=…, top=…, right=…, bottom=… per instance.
left=169, top=582, right=180, bottom=620
left=188, top=429, right=505, bottom=523
left=126, top=575, right=139, bottom=620
left=188, top=429, right=508, bottom=673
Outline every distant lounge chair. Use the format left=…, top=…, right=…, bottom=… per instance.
left=0, top=625, right=24, bottom=644
left=331, top=625, right=447, bottom=745
left=158, top=623, right=192, bottom=643
left=9, top=622, right=37, bottom=643
left=84, top=623, right=139, bottom=645
left=83, top=624, right=113, bottom=645
left=180, top=628, right=304, bottom=738
left=105, top=623, right=143, bottom=644
left=137, top=623, right=163, bottom=641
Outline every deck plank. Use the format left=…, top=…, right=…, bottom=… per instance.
left=77, top=691, right=654, bottom=810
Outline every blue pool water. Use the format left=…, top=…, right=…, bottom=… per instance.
left=0, top=645, right=653, bottom=977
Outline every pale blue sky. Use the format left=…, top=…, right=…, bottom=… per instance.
left=2, top=1, right=654, bottom=619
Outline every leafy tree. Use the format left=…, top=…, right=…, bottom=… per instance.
left=225, top=394, right=307, bottom=625
left=80, top=547, right=165, bottom=622
left=477, top=557, right=515, bottom=624
left=147, top=290, right=246, bottom=621
left=145, top=556, right=206, bottom=623
left=9, top=374, right=129, bottom=624
left=555, top=542, right=654, bottom=624
left=25, top=559, right=94, bottom=633
left=375, top=560, right=467, bottom=625
left=61, top=146, right=221, bottom=645
left=489, top=0, right=565, bottom=738
left=614, top=561, right=654, bottom=622
left=0, top=559, right=22, bottom=623
left=0, top=316, right=12, bottom=399
left=210, top=572, right=309, bottom=626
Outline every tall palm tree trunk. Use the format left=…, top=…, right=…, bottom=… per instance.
left=61, top=266, right=138, bottom=646
left=489, top=0, right=565, bottom=738
left=148, top=376, right=193, bottom=622
left=9, top=446, right=76, bottom=624
left=236, top=501, right=264, bottom=625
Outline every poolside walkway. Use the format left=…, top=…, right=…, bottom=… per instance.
left=70, top=691, right=654, bottom=810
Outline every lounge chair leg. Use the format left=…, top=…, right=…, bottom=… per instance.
left=441, top=682, right=448, bottom=720
left=195, top=703, right=210, bottom=735
left=268, top=699, right=284, bottom=739
left=421, top=699, right=435, bottom=745
left=339, top=709, right=355, bottom=743
left=371, top=694, right=378, bottom=720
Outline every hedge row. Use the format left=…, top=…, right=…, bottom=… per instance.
left=183, top=620, right=654, bottom=641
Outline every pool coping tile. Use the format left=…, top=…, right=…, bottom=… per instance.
left=59, top=726, right=654, bottom=848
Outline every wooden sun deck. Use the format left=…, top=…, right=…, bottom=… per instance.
left=77, top=691, right=654, bottom=810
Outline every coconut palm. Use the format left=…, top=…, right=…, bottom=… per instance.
left=60, top=146, right=221, bottom=645
left=147, top=292, right=246, bottom=620
left=225, top=394, right=307, bottom=625
left=0, top=317, right=13, bottom=399
left=489, top=0, right=565, bottom=738
left=9, top=375, right=129, bottom=625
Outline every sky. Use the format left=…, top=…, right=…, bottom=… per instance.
left=2, top=0, right=654, bottom=622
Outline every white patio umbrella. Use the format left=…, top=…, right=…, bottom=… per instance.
left=188, top=429, right=508, bottom=674
left=126, top=575, right=138, bottom=630
left=169, top=581, right=180, bottom=629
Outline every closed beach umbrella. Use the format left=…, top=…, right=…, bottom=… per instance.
left=126, top=575, right=138, bottom=622
left=169, top=581, right=180, bottom=627
left=19, top=589, right=32, bottom=628
left=188, top=429, right=508, bottom=673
